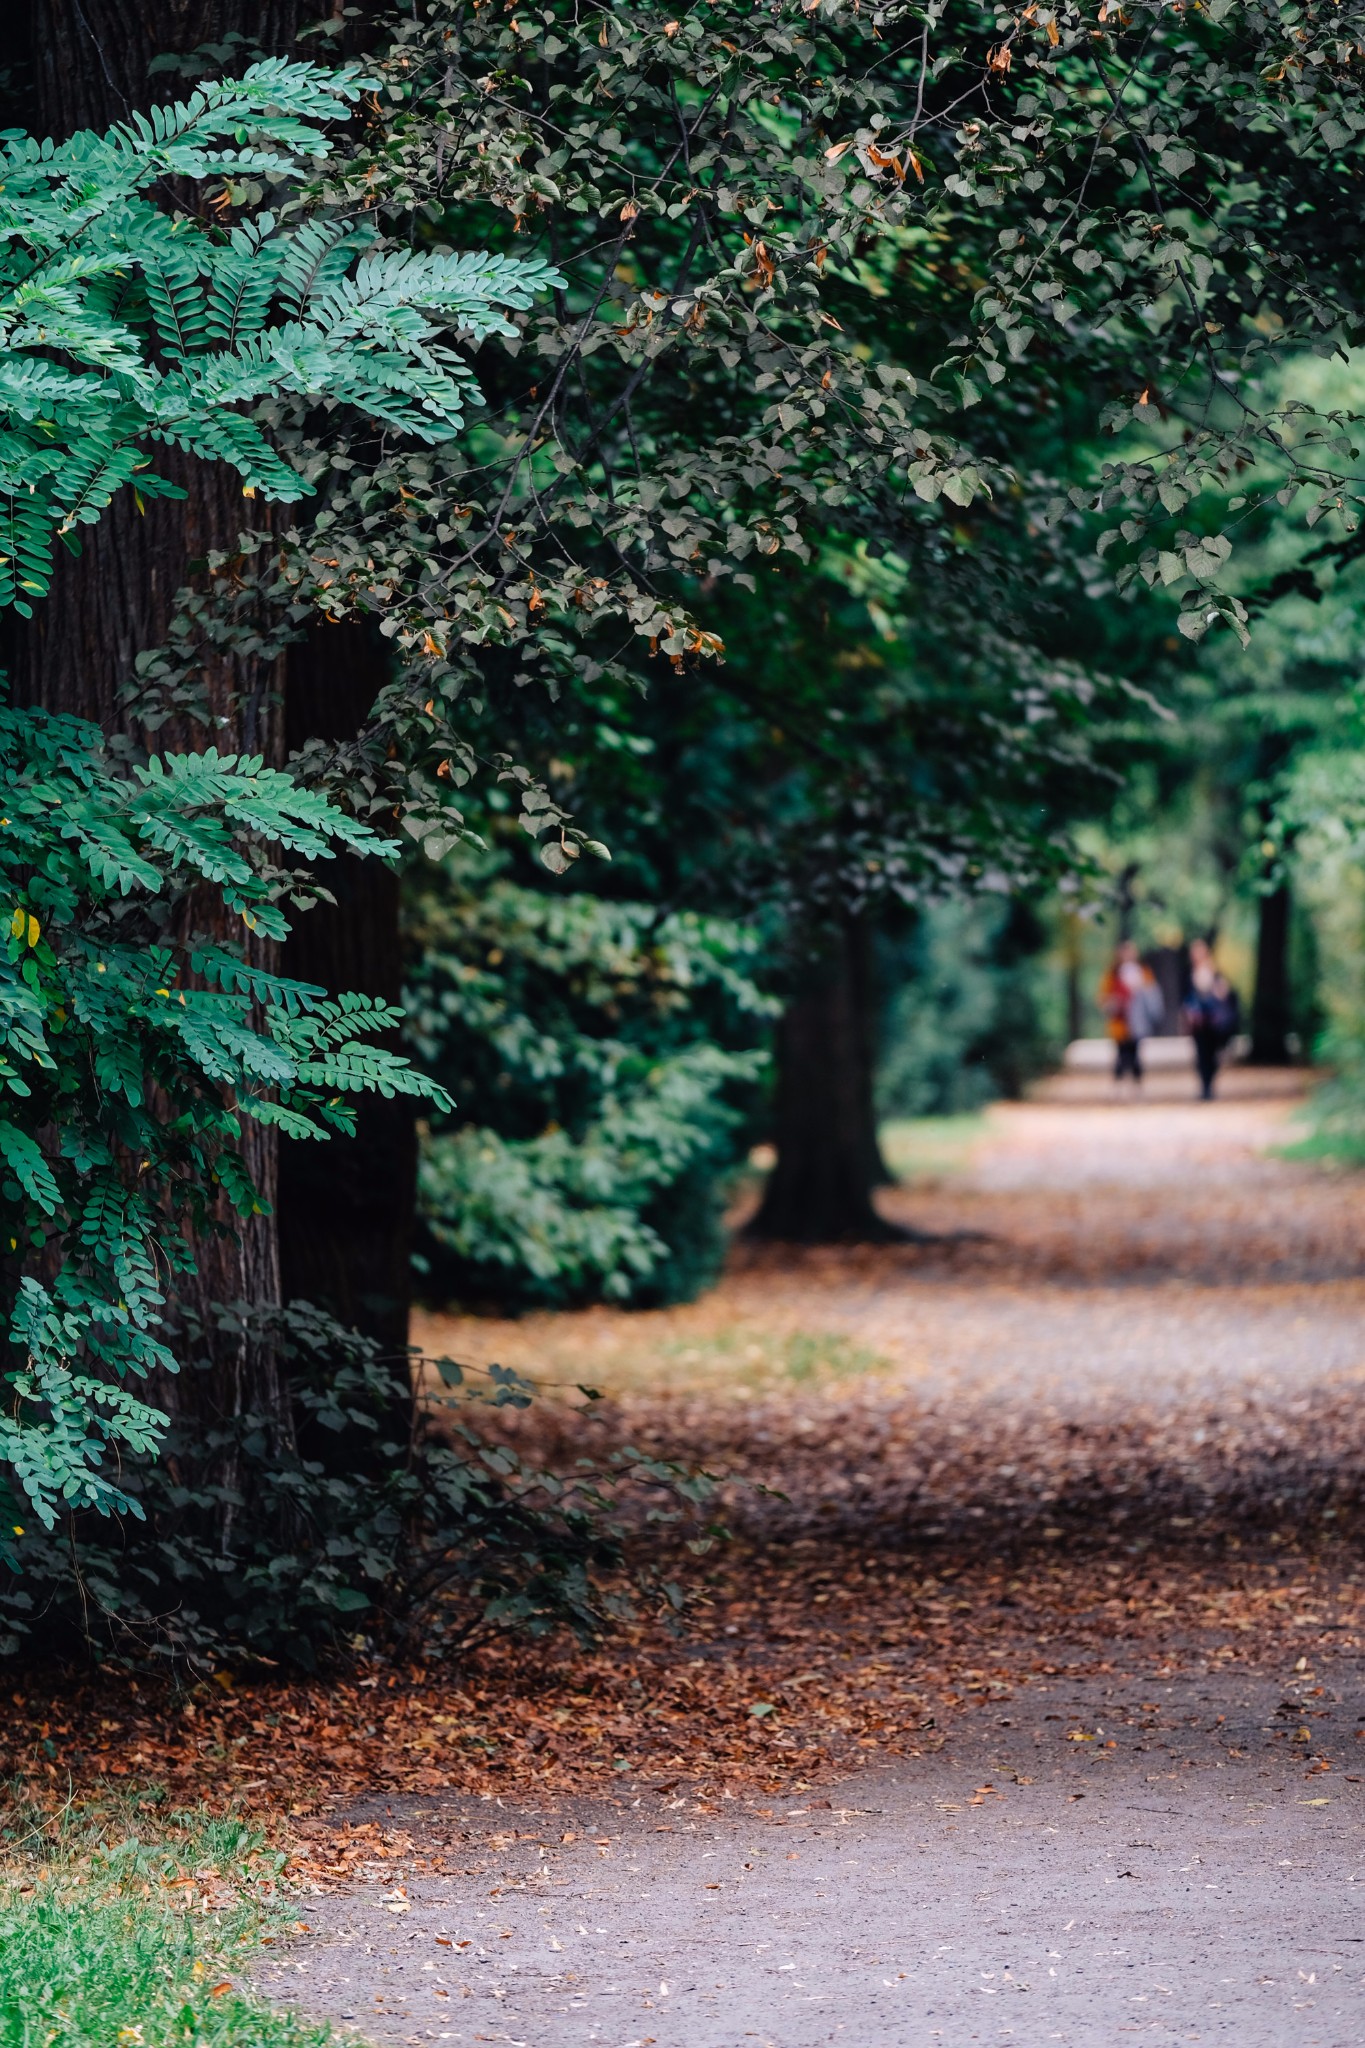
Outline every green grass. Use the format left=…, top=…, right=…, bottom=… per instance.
left=1275, top=1129, right=1365, bottom=1167
left=878, top=1112, right=989, bottom=1185
left=658, top=1326, right=889, bottom=1390
left=0, top=1794, right=347, bottom=2048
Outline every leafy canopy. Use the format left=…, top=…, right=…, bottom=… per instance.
left=0, top=56, right=558, bottom=613
left=161, top=0, right=1362, bottom=936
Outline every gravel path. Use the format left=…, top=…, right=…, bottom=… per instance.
left=268, top=1076, right=1365, bottom=2048
left=265, top=1659, right=1365, bottom=2048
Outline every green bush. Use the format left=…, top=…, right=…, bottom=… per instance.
left=876, top=899, right=1060, bottom=1119
left=0, top=1301, right=705, bottom=1665
left=406, top=861, right=772, bottom=1308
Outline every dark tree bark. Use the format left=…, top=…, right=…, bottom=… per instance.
left=279, top=624, right=416, bottom=1404
left=1251, top=882, right=1293, bottom=1065
left=5, top=0, right=320, bottom=1458
left=746, top=919, right=899, bottom=1243
left=1115, top=861, right=1139, bottom=943
left=1063, top=911, right=1084, bottom=1044
left=7, top=0, right=417, bottom=1469
left=20, top=0, right=304, bottom=135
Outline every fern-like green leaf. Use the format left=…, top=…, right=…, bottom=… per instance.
left=0, top=1120, right=60, bottom=1214
left=188, top=947, right=324, bottom=1014
left=150, top=409, right=307, bottom=500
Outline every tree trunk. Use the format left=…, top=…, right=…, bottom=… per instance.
left=1115, top=861, right=1139, bottom=943
left=1063, top=912, right=1084, bottom=1044
left=1251, top=882, right=1292, bottom=1065
left=746, top=919, right=898, bottom=1243
left=7, top=0, right=317, bottom=1460
left=19, top=0, right=304, bottom=135
left=279, top=623, right=417, bottom=1423
left=9, top=0, right=416, bottom=1470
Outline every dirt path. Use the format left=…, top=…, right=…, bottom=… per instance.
left=261, top=1078, right=1365, bottom=2045
left=264, top=1663, right=1365, bottom=2048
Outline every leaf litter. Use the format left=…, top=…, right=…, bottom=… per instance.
left=6, top=1088, right=1365, bottom=1885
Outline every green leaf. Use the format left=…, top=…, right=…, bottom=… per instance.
left=0, top=1122, right=59, bottom=1214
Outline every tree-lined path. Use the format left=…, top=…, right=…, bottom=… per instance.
left=249, top=1075, right=1365, bottom=2047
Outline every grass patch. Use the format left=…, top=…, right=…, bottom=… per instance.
left=0, top=1793, right=343, bottom=2048
left=878, top=1113, right=988, bottom=1185
left=657, top=1326, right=889, bottom=1392
left=413, top=1267, right=906, bottom=1402
left=1275, top=1129, right=1365, bottom=1168
left=414, top=1307, right=891, bottom=1402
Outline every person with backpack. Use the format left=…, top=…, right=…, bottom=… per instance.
left=1182, top=937, right=1241, bottom=1100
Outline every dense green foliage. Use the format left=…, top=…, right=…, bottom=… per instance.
left=406, top=857, right=771, bottom=1306
left=876, top=899, right=1061, bottom=1118
left=246, top=0, right=1126, bottom=901
left=0, top=66, right=550, bottom=1550
left=237, top=0, right=1365, bottom=870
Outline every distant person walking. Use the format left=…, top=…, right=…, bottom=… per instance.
left=1099, top=940, right=1165, bottom=1088
left=1182, top=937, right=1241, bottom=1101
